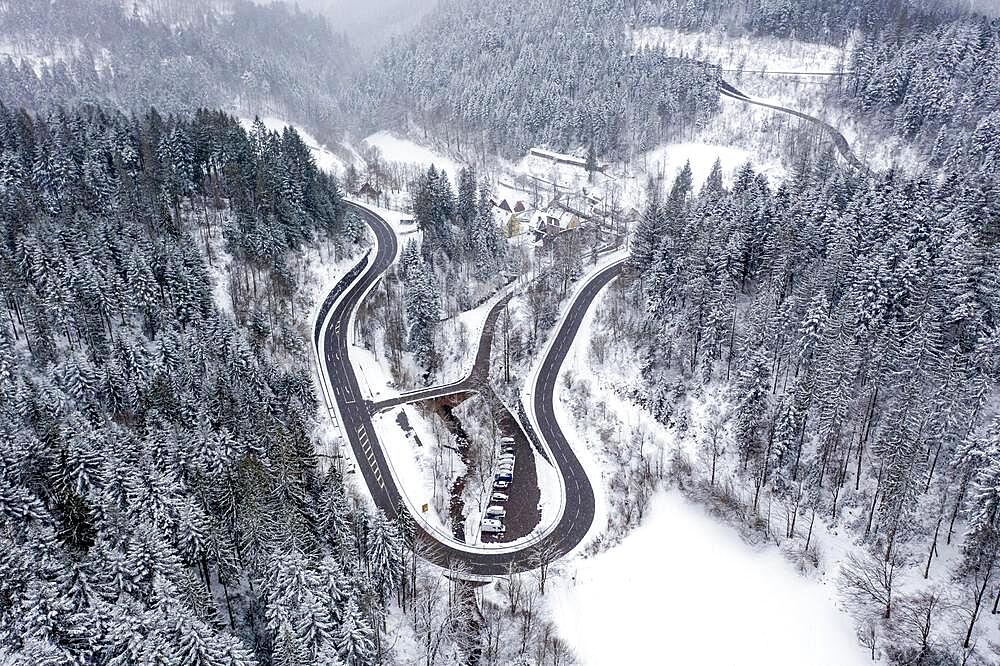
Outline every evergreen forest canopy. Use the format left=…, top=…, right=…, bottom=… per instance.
left=634, top=0, right=973, bottom=45
left=625, top=152, right=1000, bottom=662
left=1, top=0, right=1000, bottom=663
left=0, top=0, right=357, bottom=142
left=350, top=0, right=722, bottom=160
left=845, top=15, right=1000, bottom=168
left=0, top=102, right=412, bottom=664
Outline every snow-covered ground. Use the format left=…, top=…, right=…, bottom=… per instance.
left=548, top=490, right=871, bottom=666
left=362, top=131, right=464, bottom=186
left=632, top=26, right=847, bottom=74
left=372, top=405, right=458, bottom=537
left=640, top=141, right=785, bottom=191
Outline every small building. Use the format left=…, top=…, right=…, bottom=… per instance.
left=490, top=195, right=512, bottom=213
left=359, top=182, right=382, bottom=203
left=513, top=200, right=526, bottom=213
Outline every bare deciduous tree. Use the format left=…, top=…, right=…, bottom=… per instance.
left=840, top=551, right=898, bottom=619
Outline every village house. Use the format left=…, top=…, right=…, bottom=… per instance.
left=358, top=181, right=382, bottom=204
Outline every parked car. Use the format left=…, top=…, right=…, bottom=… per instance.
left=481, top=519, right=505, bottom=534
left=494, top=480, right=510, bottom=489
left=485, top=505, right=506, bottom=519
left=500, top=436, right=515, bottom=445
left=499, top=453, right=516, bottom=462
left=495, top=472, right=513, bottom=481
left=491, top=492, right=509, bottom=503
left=498, top=463, right=515, bottom=473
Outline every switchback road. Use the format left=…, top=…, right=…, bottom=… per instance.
left=315, top=201, right=623, bottom=575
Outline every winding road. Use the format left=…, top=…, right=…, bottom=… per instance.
left=315, top=201, right=623, bottom=575
left=719, top=80, right=865, bottom=170
left=315, top=78, right=860, bottom=576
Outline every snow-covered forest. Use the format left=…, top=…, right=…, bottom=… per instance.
left=0, top=104, right=399, bottom=662
left=2, top=0, right=1000, bottom=664
left=0, top=0, right=357, bottom=140
left=350, top=0, right=721, bottom=160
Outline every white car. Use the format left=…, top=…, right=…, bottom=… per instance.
left=491, top=492, right=509, bottom=503
left=499, top=453, right=516, bottom=463
left=481, top=519, right=505, bottom=534
left=485, top=505, right=506, bottom=519
left=499, top=436, right=515, bottom=445
left=494, top=479, right=510, bottom=489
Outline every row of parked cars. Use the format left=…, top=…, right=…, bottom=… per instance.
left=481, top=437, right=517, bottom=536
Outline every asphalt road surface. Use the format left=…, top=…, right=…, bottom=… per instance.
left=316, top=201, right=623, bottom=575
left=373, top=291, right=513, bottom=411
left=719, top=79, right=865, bottom=170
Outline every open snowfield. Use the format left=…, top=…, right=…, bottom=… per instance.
left=548, top=490, right=872, bottom=666
left=362, top=131, right=464, bottom=186
left=632, top=27, right=846, bottom=73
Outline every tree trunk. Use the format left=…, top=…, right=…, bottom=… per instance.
left=924, top=512, right=942, bottom=579
left=865, top=465, right=884, bottom=538
left=856, top=386, right=878, bottom=491
left=805, top=507, right=816, bottom=551
left=947, top=471, right=970, bottom=546
left=792, top=412, right=808, bottom=481
left=725, top=301, right=737, bottom=381
left=964, top=555, right=996, bottom=648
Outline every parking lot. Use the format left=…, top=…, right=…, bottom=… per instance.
left=479, top=408, right=541, bottom=544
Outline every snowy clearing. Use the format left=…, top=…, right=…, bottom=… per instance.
left=548, top=491, right=872, bottom=665
left=362, top=131, right=464, bottom=186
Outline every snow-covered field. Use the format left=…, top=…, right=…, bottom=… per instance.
left=362, top=131, right=464, bottom=186
left=548, top=491, right=871, bottom=666
left=632, top=26, right=847, bottom=74
left=372, top=405, right=457, bottom=537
